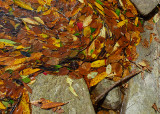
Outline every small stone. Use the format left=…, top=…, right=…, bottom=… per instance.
left=92, top=79, right=122, bottom=110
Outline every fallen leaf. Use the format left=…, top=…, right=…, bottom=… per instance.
left=14, top=0, right=33, bottom=11
left=66, top=77, right=78, bottom=97
left=20, top=68, right=40, bottom=76
left=83, top=15, right=92, bottom=27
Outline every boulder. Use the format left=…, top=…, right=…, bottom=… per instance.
left=130, top=0, right=159, bottom=15
left=29, top=74, right=95, bottom=114
left=92, top=79, right=122, bottom=110
left=121, top=14, right=160, bottom=114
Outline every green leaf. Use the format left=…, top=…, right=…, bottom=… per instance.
left=5, top=69, right=13, bottom=74
left=2, top=101, right=9, bottom=108
left=74, top=33, right=80, bottom=36
left=90, top=28, right=96, bottom=34
left=96, top=0, right=103, bottom=5
left=90, top=49, right=94, bottom=54
left=140, top=20, right=144, bottom=24
left=54, top=65, right=62, bottom=69
left=90, top=35, right=93, bottom=41
left=115, top=9, right=120, bottom=16
left=9, top=100, right=14, bottom=105
left=0, top=39, right=16, bottom=45
left=22, top=77, right=31, bottom=83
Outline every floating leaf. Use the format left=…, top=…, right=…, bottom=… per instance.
left=83, top=15, right=92, bottom=27
left=14, top=0, right=33, bottom=11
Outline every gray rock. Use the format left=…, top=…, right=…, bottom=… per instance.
left=130, top=0, right=159, bottom=15
left=92, top=79, right=122, bottom=110
left=121, top=16, right=160, bottom=114
left=29, top=74, right=95, bottom=114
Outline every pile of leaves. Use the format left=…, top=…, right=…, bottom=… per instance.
left=0, top=0, right=144, bottom=113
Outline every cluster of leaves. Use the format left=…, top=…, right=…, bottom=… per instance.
left=0, top=0, right=144, bottom=113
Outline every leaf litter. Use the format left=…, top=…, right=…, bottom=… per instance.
left=0, top=0, right=153, bottom=113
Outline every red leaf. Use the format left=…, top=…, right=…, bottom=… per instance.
left=77, top=22, right=83, bottom=31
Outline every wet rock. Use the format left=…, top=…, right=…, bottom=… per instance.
left=130, top=0, right=159, bottom=15
left=29, top=74, right=95, bottom=114
left=121, top=16, right=160, bottom=114
left=92, top=79, right=122, bottom=110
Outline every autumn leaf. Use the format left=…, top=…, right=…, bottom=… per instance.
left=117, top=19, right=128, bottom=27
left=90, top=72, right=115, bottom=87
left=83, top=15, right=92, bottom=27
left=20, top=68, right=40, bottom=76
left=66, top=77, right=78, bottom=97
left=91, top=59, right=106, bottom=67
left=0, top=102, right=6, bottom=110
left=14, top=0, right=33, bottom=11
left=15, top=91, right=30, bottom=114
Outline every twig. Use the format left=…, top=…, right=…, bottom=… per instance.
left=94, top=70, right=143, bottom=103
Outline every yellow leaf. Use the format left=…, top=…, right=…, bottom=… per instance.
left=90, top=72, right=107, bottom=87
left=18, top=91, right=30, bottom=114
left=97, top=8, right=104, bottom=16
left=83, top=26, right=91, bottom=37
left=94, top=2, right=104, bottom=11
left=38, top=0, right=46, bottom=5
left=15, top=45, right=24, bottom=49
left=66, top=77, right=78, bottom=97
left=88, top=41, right=95, bottom=56
left=42, top=9, right=51, bottom=15
left=14, top=0, right=33, bottom=11
left=34, top=17, right=45, bottom=25
left=83, top=15, right=92, bottom=27
left=21, top=18, right=40, bottom=25
left=98, top=25, right=106, bottom=37
left=126, top=0, right=137, bottom=15
left=106, top=64, right=112, bottom=74
left=36, top=6, right=42, bottom=12
left=78, top=0, right=84, bottom=3
left=135, top=17, right=138, bottom=26
left=91, top=59, right=105, bottom=67
left=20, top=68, right=40, bottom=76
left=5, top=64, right=24, bottom=71
left=14, top=58, right=27, bottom=65
left=0, top=102, right=6, bottom=110
left=117, top=19, right=128, bottom=28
